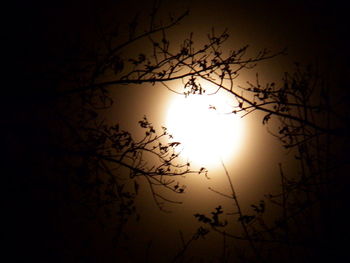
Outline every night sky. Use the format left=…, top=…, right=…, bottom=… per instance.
left=5, top=0, right=350, bottom=262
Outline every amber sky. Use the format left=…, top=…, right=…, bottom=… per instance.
left=5, top=0, right=349, bottom=262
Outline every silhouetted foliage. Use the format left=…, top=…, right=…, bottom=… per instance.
left=192, top=64, right=350, bottom=262
left=49, top=0, right=283, bottom=236
left=10, top=1, right=349, bottom=262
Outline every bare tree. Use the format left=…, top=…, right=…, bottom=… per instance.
left=42, top=5, right=285, bottom=260
left=13, top=1, right=349, bottom=262
left=192, top=64, right=349, bottom=262
left=50, top=0, right=283, bottom=222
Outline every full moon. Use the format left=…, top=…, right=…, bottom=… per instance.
left=166, top=93, right=245, bottom=169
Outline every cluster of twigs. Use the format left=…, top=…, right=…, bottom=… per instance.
left=189, top=63, right=348, bottom=262
left=54, top=1, right=282, bottom=223
left=45, top=1, right=349, bottom=261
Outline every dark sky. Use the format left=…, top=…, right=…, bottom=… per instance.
left=5, top=0, right=350, bottom=262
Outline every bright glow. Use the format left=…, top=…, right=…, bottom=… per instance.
left=166, top=93, right=244, bottom=169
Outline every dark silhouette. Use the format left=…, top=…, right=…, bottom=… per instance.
left=6, top=0, right=349, bottom=262
left=192, top=64, right=350, bottom=262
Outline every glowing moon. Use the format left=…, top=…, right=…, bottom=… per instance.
left=166, top=93, right=244, bottom=169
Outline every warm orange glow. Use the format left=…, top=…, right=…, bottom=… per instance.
left=166, top=93, right=245, bottom=169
